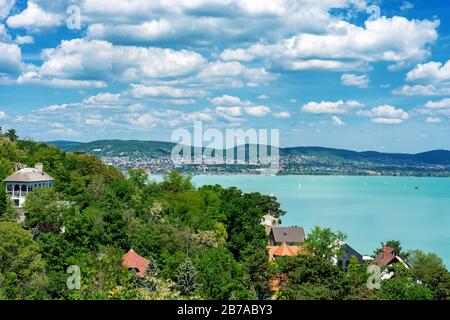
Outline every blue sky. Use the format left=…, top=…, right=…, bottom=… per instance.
left=0, top=0, right=449, bottom=153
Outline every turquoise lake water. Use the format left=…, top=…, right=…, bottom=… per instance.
left=150, top=175, right=450, bottom=267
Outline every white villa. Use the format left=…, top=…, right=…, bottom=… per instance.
left=3, top=163, right=54, bottom=208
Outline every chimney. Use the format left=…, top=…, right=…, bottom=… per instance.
left=35, top=163, right=44, bottom=173
left=14, top=163, right=27, bottom=172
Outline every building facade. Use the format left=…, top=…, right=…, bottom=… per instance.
left=3, top=163, right=54, bottom=208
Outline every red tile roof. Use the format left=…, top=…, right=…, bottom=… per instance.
left=273, top=242, right=297, bottom=257
left=122, top=249, right=150, bottom=277
left=374, top=245, right=397, bottom=267
left=268, top=243, right=309, bottom=261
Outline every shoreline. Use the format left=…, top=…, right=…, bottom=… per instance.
left=148, top=173, right=450, bottom=179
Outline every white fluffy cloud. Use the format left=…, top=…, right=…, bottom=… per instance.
left=244, top=105, right=271, bottom=117
left=216, top=106, right=244, bottom=121
left=79, top=0, right=369, bottom=45
left=357, top=105, right=409, bottom=124
left=14, top=35, right=34, bottom=44
left=302, top=100, right=363, bottom=114
left=0, top=0, right=15, bottom=19
left=395, top=60, right=450, bottom=97
left=129, top=85, right=207, bottom=98
left=393, top=85, right=450, bottom=96
left=221, top=16, right=439, bottom=71
left=19, top=39, right=206, bottom=87
left=425, top=98, right=450, bottom=109
left=0, top=110, right=7, bottom=119
left=370, top=118, right=403, bottom=124
left=7, top=1, right=63, bottom=30
left=20, top=39, right=275, bottom=89
left=341, top=73, right=369, bottom=88
left=406, top=60, right=450, bottom=83
left=17, top=71, right=107, bottom=88
left=331, top=115, right=345, bottom=126
left=0, top=42, right=22, bottom=73
left=208, top=95, right=247, bottom=106
left=196, top=61, right=276, bottom=87
left=83, top=93, right=122, bottom=105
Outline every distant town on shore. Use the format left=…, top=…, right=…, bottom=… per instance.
left=49, top=140, right=450, bottom=177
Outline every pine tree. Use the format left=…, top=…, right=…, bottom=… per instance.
left=176, top=257, right=199, bottom=296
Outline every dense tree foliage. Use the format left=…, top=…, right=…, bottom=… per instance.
left=304, top=226, right=347, bottom=260
left=0, top=135, right=448, bottom=300
left=0, top=222, right=47, bottom=299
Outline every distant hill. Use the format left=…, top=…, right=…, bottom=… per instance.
left=49, top=140, right=450, bottom=165
left=282, top=146, right=450, bottom=165
left=49, top=140, right=176, bottom=157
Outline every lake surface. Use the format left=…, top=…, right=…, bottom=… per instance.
left=150, top=175, right=450, bottom=267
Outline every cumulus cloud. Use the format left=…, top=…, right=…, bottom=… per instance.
left=83, top=92, right=122, bottom=105
left=0, top=42, right=22, bottom=73
left=393, top=85, right=450, bottom=96
left=220, top=49, right=256, bottom=62
left=406, top=60, right=450, bottom=83
left=341, top=73, right=369, bottom=88
left=216, top=106, right=244, bottom=122
left=7, top=1, right=63, bottom=31
left=18, top=39, right=206, bottom=87
left=129, top=85, right=207, bottom=98
left=357, top=105, right=409, bottom=124
left=14, top=35, right=34, bottom=44
left=370, top=118, right=404, bottom=124
left=20, top=39, right=275, bottom=89
left=208, top=95, right=247, bottom=106
left=79, top=0, right=369, bottom=45
left=220, top=16, right=439, bottom=71
left=302, top=100, right=364, bottom=114
left=331, top=115, right=345, bottom=126
left=244, top=105, right=271, bottom=117
left=425, top=98, right=450, bottom=109
left=0, top=0, right=15, bottom=19
left=196, top=61, right=276, bottom=88
left=0, top=110, right=7, bottom=119
left=17, top=71, right=107, bottom=88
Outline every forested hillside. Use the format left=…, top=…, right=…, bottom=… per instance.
left=0, top=134, right=284, bottom=299
left=1, top=133, right=449, bottom=300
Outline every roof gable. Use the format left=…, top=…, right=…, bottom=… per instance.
left=3, top=168, right=54, bottom=183
left=270, top=227, right=306, bottom=243
left=122, top=249, right=150, bottom=277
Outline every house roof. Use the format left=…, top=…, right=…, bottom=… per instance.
left=341, top=244, right=363, bottom=259
left=374, top=246, right=397, bottom=267
left=3, top=168, right=54, bottom=183
left=268, top=243, right=309, bottom=261
left=270, top=227, right=306, bottom=243
left=122, top=249, right=150, bottom=277
left=273, top=242, right=297, bottom=257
